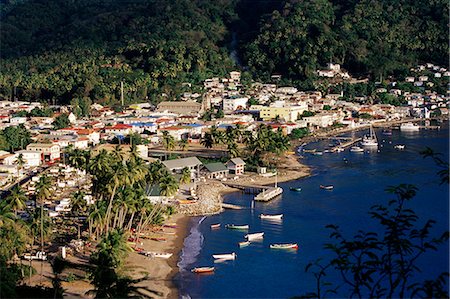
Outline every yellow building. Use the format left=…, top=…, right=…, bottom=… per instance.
left=259, top=106, right=307, bottom=122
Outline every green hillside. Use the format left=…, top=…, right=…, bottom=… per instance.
left=0, top=0, right=447, bottom=105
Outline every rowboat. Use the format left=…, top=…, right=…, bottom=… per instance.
left=320, top=185, right=334, bottom=190
left=394, top=144, right=405, bottom=150
left=245, top=232, right=264, bottom=240
left=212, top=252, right=236, bottom=260
left=289, top=187, right=302, bottom=192
left=191, top=267, right=215, bottom=273
left=210, top=223, right=221, bottom=229
left=238, top=241, right=250, bottom=247
left=147, top=252, right=173, bottom=259
left=259, top=214, right=283, bottom=220
left=225, top=224, right=249, bottom=230
left=270, top=243, right=298, bottom=250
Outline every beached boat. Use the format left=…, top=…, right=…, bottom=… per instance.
left=238, top=241, right=250, bottom=247
left=394, top=144, right=405, bottom=150
left=259, top=214, right=283, bottom=220
left=400, top=122, right=420, bottom=131
left=245, top=232, right=264, bottom=240
left=147, top=252, right=173, bottom=259
left=212, top=252, right=236, bottom=260
left=361, top=125, right=378, bottom=147
left=270, top=243, right=299, bottom=250
left=191, top=267, right=215, bottom=273
left=350, top=146, right=364, bottom=152
left=210, top=223, right=221, bottom=229
left=289, top=187, right=302, bottom=192
left=178, top=199, right=197, bottom=204
left=320, top=185, right=334, bottom=190
left=225, top=224, right=249, bottom=230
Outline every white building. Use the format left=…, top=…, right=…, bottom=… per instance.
left=15, top=150, right=42, bottom=167
left=26, top=143, right=60, bottom=162
left=10, top=117, right=27, bottom=125
left=222, top=97, right=248, bottom=113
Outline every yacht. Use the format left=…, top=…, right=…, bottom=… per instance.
left=400, top=122, right=420, bottom=131
left=361, top=125, right=378, bottom=147
left=350, top=146, right=364, bottom=153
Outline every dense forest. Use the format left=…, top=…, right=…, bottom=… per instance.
left=0, top=0, right=448, bottom=105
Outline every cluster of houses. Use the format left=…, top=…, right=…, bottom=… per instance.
left=0, top=63, right=448, bottom=187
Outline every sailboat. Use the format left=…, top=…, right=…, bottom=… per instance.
left=361, top=125, right=378, bottom=147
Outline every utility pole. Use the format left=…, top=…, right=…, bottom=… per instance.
left=120, top=81, right=124, bottom=106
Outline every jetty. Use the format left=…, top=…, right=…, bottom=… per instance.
left=330, top=137, right=361, bottom=152
left=223, top=179, right=284, bottom=202
left=254, top=187, right=283, bottom=201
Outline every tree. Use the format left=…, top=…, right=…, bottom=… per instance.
left=52, top=114, right=70, bottom=130
left=35, top=174, right=52, bottom=281
left=200, top=132, right=214, bottom=149
left=215, top=108, right=224, bottom=119
left=2, top=124, right=31, bottom=151
left=5, top=185, right=27, bottom=216
left=159, top=174, right=179, bottom=197
left=180, top=167, right=191, bottom=184
left=290, top=128, right=309, bottom=140
left=70, top=191, right=87, bottom=216
left=14, top=153, right=25, bottom=177
left=161, top=131, right=175, bottom=159
left=178, top=139, right=189, bottom=151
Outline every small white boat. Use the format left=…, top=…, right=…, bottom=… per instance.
left=225, top=224, right=249, bottom=230
left=400, top=122, right=420, bottom=131
left=210, top=223, right=221, bottom=229
left=350, top=146, right=364, bottom=152
left=147, top=252, right=173, bottom=259
left=394, top=144, right=405, bottom=150
left=270, top=243, right=299, bottom=250
left=238, top=241, right=250, bottom=247
left=361, top=125, right=378, bottom=147
left=312, top=151, right=323, bottom=156
left=212, top=252, right=236, bottom=260
left=191, top=267, right=215, bottom=273
left=245, top=232, right=264, bottom=240
left=259, top=214, right=283, bottom=220
left=320, top=185, right=334, bottom=190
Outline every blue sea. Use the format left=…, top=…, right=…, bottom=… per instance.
left=176, top=123, right=449, bottom=298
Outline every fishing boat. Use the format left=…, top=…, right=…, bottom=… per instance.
left=259, top=214, right=283, bottom=220
left=225, top=224, right=249, bottom=230
left=320, top=185, right=334, bottom=190
left=238, top=241, right=250, bottom=247
left=394, top=144, right=405, bottom=150
left=400, top=122, right=420, bottom=131
left=361, top=125, right=378, bottom=146
left=270, top=243, right=299, bottom=250
left=191, top=267, right=215, bottom=273
left=212, top=252, right=236, bottom=260
left=312, top=151, right=323, bottom=156
left=303, top=149, right=317, bottom=153
left=210, top=223, right=221, bottom=229
left=289, top=187, right=302, bottom=192
left=245, top=232, right=264, bottom=240
left=350, top=146, right=364, bottom=152
left=382, top=129, right=393, bottom=135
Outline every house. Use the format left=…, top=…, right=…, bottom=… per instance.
left=26, top=143, right=60, bottom=162
left=405, top=77, right=415, bottom=83
left=434, top=73, right=442, bottom=78
left=202, top=162, right=229, bottom=179
left=162, top=157, right=203, bottom=179
left=157, top=101, right=202, bottom=115
left=104, top=124, right=132, bottom=135
left=229, top=71, right=241, bottom=82
left=418, top=76, right=429, bottom=82
left=15, top=150, right=41, bottom=167
left=226, top=158, right=245, bottom=175
left=259, top=105, right=307, bottom=122
left=10, top=117, right=27, bottom=125
left=223, top=97, right=248, bottom=113
left=317, top=69, right=335, bottom=78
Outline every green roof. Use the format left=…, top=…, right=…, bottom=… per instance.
left=204, top=162, right=228, bottom=173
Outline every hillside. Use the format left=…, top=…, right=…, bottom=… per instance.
left=0, top=0, right=447, bottom=105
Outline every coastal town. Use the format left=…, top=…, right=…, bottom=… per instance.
left=0, top=61, right=448, bottom=298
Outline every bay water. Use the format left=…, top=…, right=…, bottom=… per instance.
left=177, top=123, right=449, bottom=298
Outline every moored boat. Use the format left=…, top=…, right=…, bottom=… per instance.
left=350, top=146, right=364, bottom=152
left=212, top=252, right=236, bottom=260
left=238, top=241, right=250, bottom=247
left=210, top=223, right=221, bottom=229
left=225, top=224, right=249, bottom=230
left=259, top=214, right=283, bottom=220
left=394, top=144, right=405, bottom=150
left=245, top=232, right=264, bottom=240
left=289, top=187, right=302, bottom=192
left=400, top=122, right=420, bottom=131
left=191, top=267, right=215, bottom=273
left=270, top=243, right=299, bottom=250
left=312, top=151, right=323, bottom=156
left=361, top=125, right=378, bottom=147
left=303, top=149, right=317, bottom=153
left=320, top=185, right=334, bottom=190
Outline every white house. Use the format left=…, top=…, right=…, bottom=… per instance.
left=405, top=77, right=415, bottom=83
left=26, top=143, right=60, bottom=162
left=419, top=76, right=429, bottom=82
left=222, top=97, right=248, bottom=113
left=104, top=124, right=132, bottom=135
left=15, top=150, right=42, bottom=167
left=226, top=158, right=246, bottom=175
left=10, top=117, right=27, bottom=125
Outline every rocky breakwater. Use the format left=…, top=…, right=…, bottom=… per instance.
left=178, top=181, right=236, bottom=216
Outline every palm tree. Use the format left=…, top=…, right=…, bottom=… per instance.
left=227, top=141, right=240, bottom=158
left=5, top=185, right=27, bottom=216
left=70, top=191, right=87, bottom=216
left=35, top=174, right=52, bottom=282
left=179, top=167, right=191, bottom=184
left=209, top=125, right=224, bottom=146
left=178, top=139, right=188, bottom=151
left=111, top=145, right=125, bottom=163
left=200, top=132, right=214, bottom=149
left=161, top=131, right=175, bottom=159
left=0, top=201, right=15, bottom=226
left=14, top=153, right=25, bottom=177
left=159, top=174, right=179, bottom=197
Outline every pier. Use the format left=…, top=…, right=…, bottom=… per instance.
left=330, top=137, right=362, bottom=152
left=254, top=187, right=283, bottom=201
left=222, top=181, right=284, bottom=202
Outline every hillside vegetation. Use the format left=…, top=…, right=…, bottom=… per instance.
left=0, top=0, right=447, bottom=104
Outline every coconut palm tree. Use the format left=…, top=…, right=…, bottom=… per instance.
left=159, top=174, right=179, bottom=197
left=161, top=131, right=175, bottom=159
left=227, top=141, right=240, bottom=158
left=35, top=174, right=52, bottom=282
left=111, top=145, right=125, bottom=163
left=180, top=167, right=191, bottom=184
left=14, top=153, right=25, bottom=177
left=70, top=191, right=87, bottom=216
left=0, top=201, right=15, bottom=226
left=200, top=132, right=214, bottom=149
left=178, top=139, right=188, bottom=151
left=5, top=185, right=27, bottom=216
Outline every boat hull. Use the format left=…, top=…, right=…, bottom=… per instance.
left=212, top=253, right=236, bottom=260
left=245, top=232, right=264, bottom=240
left=259, top=214, right=283, bottom=220
left=192, top=267, right=215, bottom=273
left=270, top=243, right=298, bottom=250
